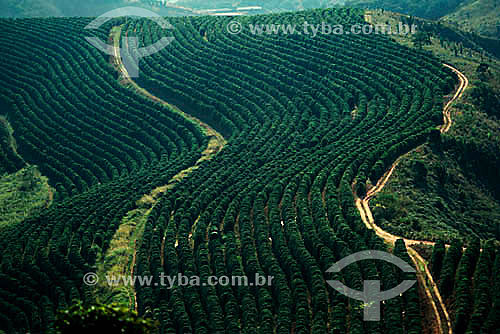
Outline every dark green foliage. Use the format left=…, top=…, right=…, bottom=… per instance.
left=480, top=251, right=500, bottom=333
left=438, top=239, right=462, bottom=299
left=466, top=240, right=497, bottom=334
left=470, top=81, right=500, bottom=118
left=452, top=238, right=480, bottom=334
left=430, top=239, right=446, bottom=279
left=0, top=8, right=456, bottom=333
left=373, top=123, right=500, bottom=242
left=0, top=118, right=25, bottom=175
left=442, top=133, right=500, bottom=203
left=400, top=15, right=500, bottom=59
left=351, top=0, right=467, bottom=19
left=393, top=239, right=422, bottom=334
left=55, top=302, right=156, bottom=334
left=432, top=239, right=499, bottom=334
left=0, top=17, right=206, bottom=199
left=413, top=31, right=432, bottom=49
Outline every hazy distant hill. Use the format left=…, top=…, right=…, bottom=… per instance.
left=171, top=0, right=470, bottom=17
left=442, top=0, right=500, bottom=38
left=168, top=0, right=338, bottom=12
left=1, top=0, right=498, bottom=42
left=175, top=0, right=499, bottom=39
left=0, top=0, right=470, bottom=17
left=0, top=0, right=211, bottom=17
left=0, top=0, right=125, bottom=17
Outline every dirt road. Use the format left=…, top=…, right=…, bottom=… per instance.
left=107, top=26, right=226, bottom=312
left=355, top=63, right=468, bottom=334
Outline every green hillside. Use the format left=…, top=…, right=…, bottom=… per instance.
left=359, top=10, right=500, bottom=333
left=429, top=239, right=499, bottom=334
left=0, top=166, right=52, bottom=230
left=442, top=0, right=500, bottom=38
left=168, top=0, right=472, bottom=20
left=0, top=0, right=482, bottom=19
left=0, top=0, right=202, bottom=17
left=364, top=8, right=500, bottom=243
left=0, top=8, right=465, bottom=333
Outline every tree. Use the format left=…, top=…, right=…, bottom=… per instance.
left=439, top=239, right=463, bottom=300
left=412, top=32, right=431, bottom=49
left=55, top=303, right=156, bottom=334
left=430, top=239, right=446, bottom=279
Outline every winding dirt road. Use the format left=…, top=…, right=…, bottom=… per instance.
left=111, top=26, right=226, bottom=150
left=107, top=26, right=226, bottom=311
left=441, top=64, right=469, bottom=134
left=355, top=64, right=468, bottom=334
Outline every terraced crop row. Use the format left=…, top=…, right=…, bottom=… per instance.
left=0, top=16, right=206, bottom=333
left=0, top=8, right=459, bottom=333
left=0, top=17, right=205, bottom=199
left=0, top=117, right=25, bottom=175
left=430, top=239, right=499, bottom=334
left=126, top=8, right=455, bottom=333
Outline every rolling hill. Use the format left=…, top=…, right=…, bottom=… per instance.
left=0, top=0, right=481, bottom=19
left=0, top=7, right=462, bottom=333
left=0, top=0, right=123, bottom=17
left=442, top=0, right=500, bottom=38
left=0, top=3, right=499, bottom=334
left=1, top=0, right=498, bottom=43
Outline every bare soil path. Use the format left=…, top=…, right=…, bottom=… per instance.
left=102, top=26, right=226, bottom=311
left=355, top=64, right=468, bottom=334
